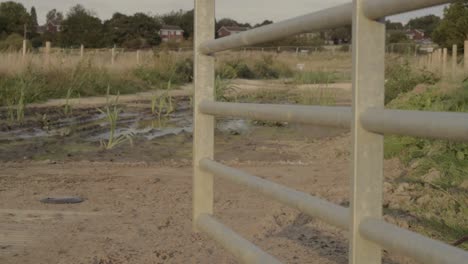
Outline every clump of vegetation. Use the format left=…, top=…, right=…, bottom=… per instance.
left=151, top=80, right=175, bottom=127
left=217, top=60, right=255, bottom=79
left=385, top=60, right=439, bottom=104
left=253, top=55, right=293, bottom=79
left=293, top=71, right=340, bottom=84
left=63, top=87, right=73, bottom=116
left=294, top=88, right=337, bottom=106
left=384, top=81, right=468, bottom=247
left=1, top=72, right=37, bottom=123
left=215, top=75, right=237, bottom=102
left=98, top=87, right=133, bottom=150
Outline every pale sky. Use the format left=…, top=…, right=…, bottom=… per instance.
left=17, top=0, right=446, bottom=25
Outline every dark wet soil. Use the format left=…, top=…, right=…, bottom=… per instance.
left=0, top=97, right=347, bottom=163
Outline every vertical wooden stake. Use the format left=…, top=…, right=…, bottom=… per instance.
left=111, top=47, right=116, bottom=65
left=22, top=39, right=27, bottom=58
left=464, top=41, right=468, bottom=73
left=350, top=0, right=385, bottom=263
left=80, top=44, right=84, bottom=59
left=193, top=0, right=215, bottom=231
left=452, top=44, right=457, bottom=79
left=45, top=41, right=51, bottom=66
left=442, top=48, right=448, bottom=78
left=136, top=50, right=141, bottom=65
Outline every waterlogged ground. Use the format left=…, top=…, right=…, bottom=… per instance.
left=0, top=92, right=348, bottom=163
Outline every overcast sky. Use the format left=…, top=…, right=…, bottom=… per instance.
left=16, top=0, right=446, bottom=25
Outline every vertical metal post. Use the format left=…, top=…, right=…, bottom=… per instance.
left=193, top=0, right=215, bottom=231
left=350, top=0, right=384, bottom=263
left=452, top=44, right=457, bottom=79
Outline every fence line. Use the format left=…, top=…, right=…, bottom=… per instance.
left=193, top=0, right=468, bottom=263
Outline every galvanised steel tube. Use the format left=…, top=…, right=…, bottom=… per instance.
left=200, top=0, right=453, bottom=54
left=361, top=108, right=468, bottom=141
left=363, top=0, right=454, bottom=21
left=196, top=214, right=283, bottom=264
left=360, top=218, right=468, bottom=264
left=200, top=3, right=352, bottom=54
left=200, top=159, right=349, bottom=230
left=199, top=100, right=351, bottom=129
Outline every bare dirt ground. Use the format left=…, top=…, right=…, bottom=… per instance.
left=0, top=135, right=418, bottom=264
left=0, top=81, right=423, bottom=263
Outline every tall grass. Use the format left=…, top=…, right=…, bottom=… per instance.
left=0, top=50, right=192, bottom=107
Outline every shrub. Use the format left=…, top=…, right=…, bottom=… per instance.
left=217, top=60, right=255, bottom=79
left=174, top=57, right=193, bottom=83
left=0, top=33, right=31, bottom=51
left=385, top=60, right=438, bottom=104
left=294, top=71, right=339, bottom=84
left=252, top=55, right=293, bottom=79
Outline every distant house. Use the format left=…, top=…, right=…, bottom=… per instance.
left=159, top=25, right=184, bottom=42
left=405, top=29, right=425, bottom=42
left=217, top=26, right=249, bottom=38
left=37, top=22, right=62, bottom=35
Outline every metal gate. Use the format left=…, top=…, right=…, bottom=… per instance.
left=192, top=0, right=468, bottom=263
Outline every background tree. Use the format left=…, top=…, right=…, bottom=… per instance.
left=30, top=7, right=38, bottom=28
left=61, top=5, right=104, bottom=48
left=387, top=31, right=409, bottom=44
left=41, top=9, right=64, bottom=44
left=46, top=9, right=64, bottom=27
left=0, top=1, right=31, bottom=37
left=325, top=26, right=352, bottom=44
left=385, top=20, right=404, bottom=30
left=432, top=1, right=468, bottom=49
left=254, top=20, right=273, bottom=28
left=104, top=12, right=161, bottom=49
left=406, top=15, right=441, bottom=36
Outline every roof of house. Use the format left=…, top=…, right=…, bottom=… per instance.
left=161, top=25, right=184, bottom=31
left=218, top=26, right=249, bottom=32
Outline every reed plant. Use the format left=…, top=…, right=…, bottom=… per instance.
left=98, top=87, right=133, bottom=150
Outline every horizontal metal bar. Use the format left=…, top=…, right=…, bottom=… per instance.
left=200, top=3, right=352, bottom=54
left=199, top=101, right=351, bottom=128
left=361, top=108, right=468, bottom=141
left=200, top=159, right=349, bottom=230
left=363, top=0, right=454, bottom=21
left=360, top=218, right=468, bottom=264
left=200, top=0, right=452, bottom=54
left=196, top=213, right=282, bottom=264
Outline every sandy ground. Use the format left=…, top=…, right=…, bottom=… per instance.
left=0, top=134, right=418, bottom=264
left=25, top=79, right=352, bottom=109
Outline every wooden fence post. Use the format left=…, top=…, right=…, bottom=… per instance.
left=442, top=48, right=448, bottom=77
left=136, top=50, right=141, bottom=65
left=22, top=39, right=27, bottom=58
left=350, top=0, right=385, bottom=263
left=111, top=47, right=116, bottom=65
left=80, top=44, right=84, bottom=59
left=464, top=41, right=468, bottom=73
left=452, top=44, right=457, bottom=79
left=45, top=41, right=51, bottom=65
